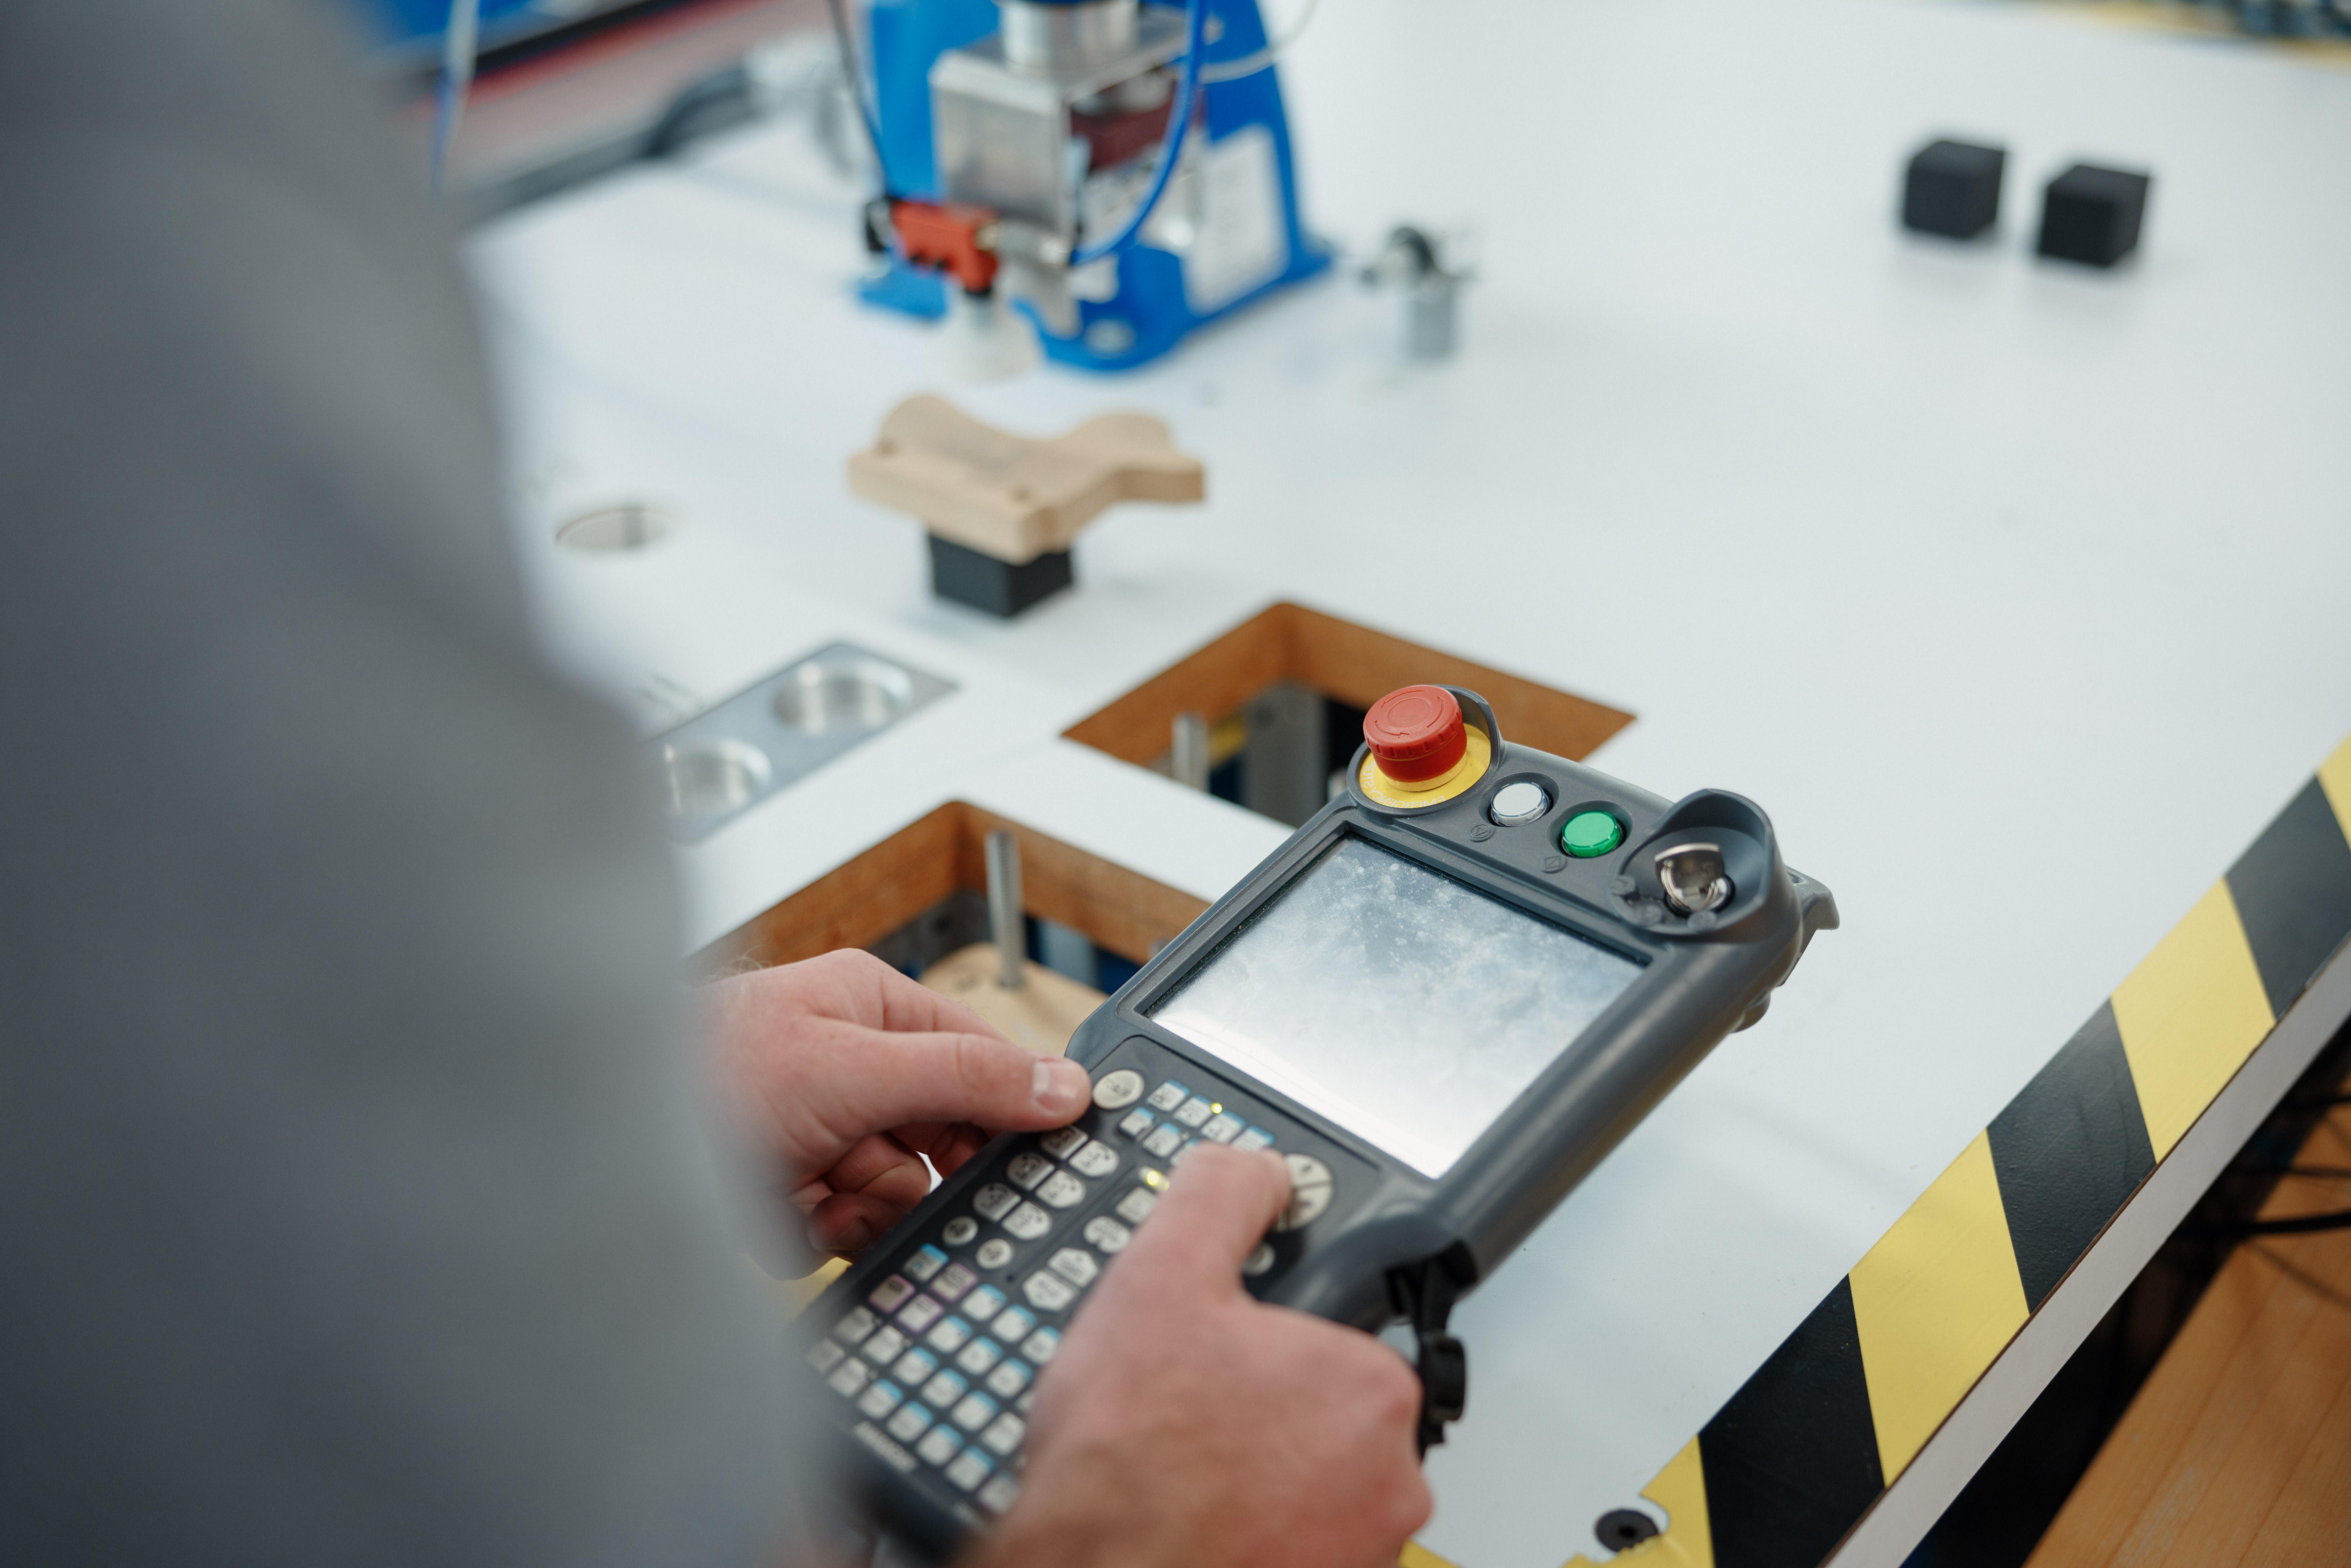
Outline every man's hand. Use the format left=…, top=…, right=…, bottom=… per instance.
left=978, top=1145, right=1433, bottom=1568
left=705, top=950, right=1091, bottom=1256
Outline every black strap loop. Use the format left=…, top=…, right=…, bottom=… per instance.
left=1388, top=1244, right=1477, bottom=1455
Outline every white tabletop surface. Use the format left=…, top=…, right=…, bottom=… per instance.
left=469, top=1, right=2351, bottom=1561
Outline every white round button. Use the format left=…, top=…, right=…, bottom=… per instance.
left=1273, top=1154, right=1334, bottom=1232
left=942, top=1216, right=979, bottom=1247
left=1092, top=1069, right=1145, bottom=1110
left=976, top=1238, right=1014, bottom=1269
left=1242, top=1242, right=1276, bottom=1277
left=1490, top=781, right=1550, bottom=826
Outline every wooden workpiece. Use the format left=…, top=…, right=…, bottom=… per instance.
left=848, top=394, right=1204, bottom=566
left=917, top=944, right=1106, bottom=1058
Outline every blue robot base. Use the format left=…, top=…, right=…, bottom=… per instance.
left=857, top=0, right=1331, bottom=372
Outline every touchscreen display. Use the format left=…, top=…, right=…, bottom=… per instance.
left=1147, top=836, right=1643, bottom=1178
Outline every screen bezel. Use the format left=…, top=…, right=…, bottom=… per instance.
left=1116, top=814, right=1659, bottom=1185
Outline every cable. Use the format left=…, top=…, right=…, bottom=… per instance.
left=1197, top=0, right=1327, bottom=83
left=1070, top=0, right=1207, bottom=267
left=430, top=0, right=481, bottom=196
left=826, top=0, right=891, bottom=195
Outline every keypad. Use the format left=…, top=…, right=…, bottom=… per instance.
left=1047, top=1248, right=1099, bottom=1288
left=822, top=1058, right=1339, bottom=1509
left=943, top=1448, right=993, bottom=1492
left=980, top=1412, right=1026, bottom=1455
left=1091, top=1069, right=1144, bottom=1110
left=1021, top=1270, right=1077, bottom=1311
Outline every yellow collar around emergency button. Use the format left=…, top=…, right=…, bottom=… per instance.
left=1358, top=727, right=1492, bottom=808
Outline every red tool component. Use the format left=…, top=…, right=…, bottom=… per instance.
left=890, top=199, right=1001, bottom=294
left=1072, top=97, right=1176, bottom=172
left=1363, top=685, right=1467, bottom=782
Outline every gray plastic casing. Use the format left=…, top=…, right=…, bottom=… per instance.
left=1066, top=689, right=1837, bottom=1327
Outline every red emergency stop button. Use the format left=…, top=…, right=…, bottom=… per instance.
left=1363, top=685, right=1467, bottom=782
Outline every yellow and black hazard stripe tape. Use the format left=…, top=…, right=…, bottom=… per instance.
left=1541, top=734, right=2351, bottom=1568
left=1400, top=735, right=2351, bottom=1568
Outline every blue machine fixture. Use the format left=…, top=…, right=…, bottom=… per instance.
left=854, top=0, right=1329, bottom=371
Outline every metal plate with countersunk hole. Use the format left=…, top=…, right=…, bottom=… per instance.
left=556, top=502, right=677, bottom=553
left=771, top=651, right=918, bottom=734
left=657, top=739, right=772, bottom=823
left=650, top=642, right=955, bottom=843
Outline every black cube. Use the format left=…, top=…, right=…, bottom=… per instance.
left=927, top=533, right=1073, bottom=617
left=1902, top=139, right=2006, bottom=240
left=2036, top=164, right=2151, bottom=268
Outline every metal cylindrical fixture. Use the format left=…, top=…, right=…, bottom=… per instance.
left=999, top=0, right=1140, bottom=74
left=985, top=829, right=1026, bottom=989
left=1171, top=711, right=1210, bottom=792
left=1405, top=272, right=1460, bottom=362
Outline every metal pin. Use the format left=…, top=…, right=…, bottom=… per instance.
left=1171, top=711, right=1209, bottom=792
left=984, top=829, right=1025, bottom=989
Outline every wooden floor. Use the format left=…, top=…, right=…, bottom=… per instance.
left=2027, top=1103, right=2351, bottom=1566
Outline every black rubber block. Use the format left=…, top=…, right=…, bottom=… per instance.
left=1902, top=139, right=2005, bottom=240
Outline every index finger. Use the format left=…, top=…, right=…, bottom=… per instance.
left=1113, top=1145, right=1292, bottom=1293
left=816, top=949, right=1028, bottom=1045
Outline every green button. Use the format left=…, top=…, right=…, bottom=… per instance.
left=1561, top=810, right=1624, bottom=859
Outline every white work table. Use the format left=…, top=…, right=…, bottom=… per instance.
left=469, top=1, right=2351, bottom=1562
